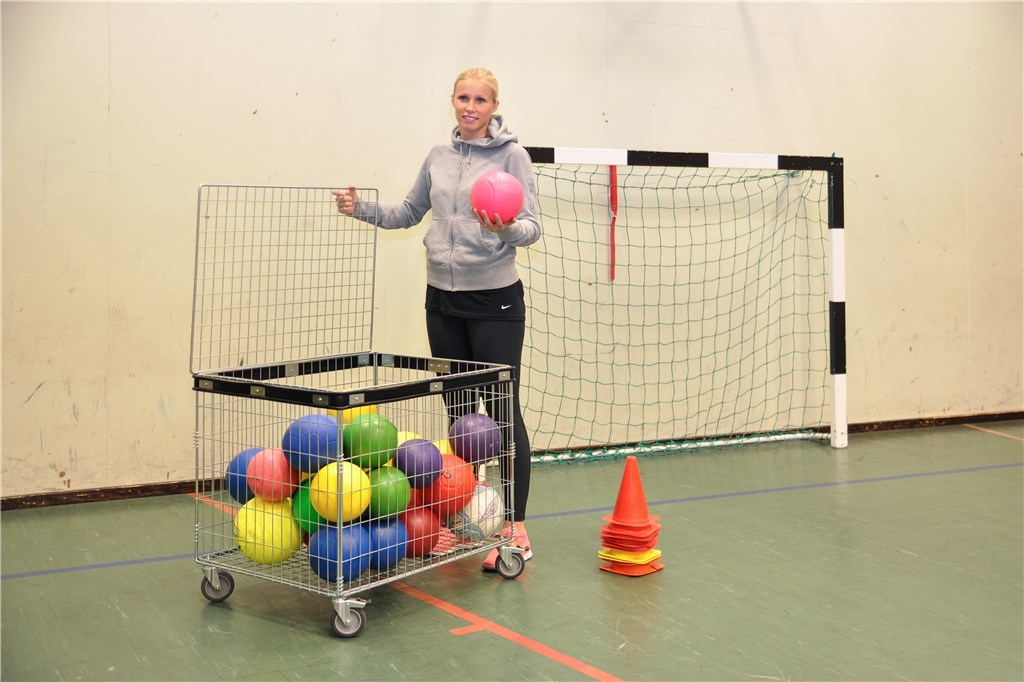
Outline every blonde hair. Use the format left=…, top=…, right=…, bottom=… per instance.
left=453, top=67, right=499, bottom=102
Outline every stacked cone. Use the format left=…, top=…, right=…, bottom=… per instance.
left=598, top=456, right=664, bottom=576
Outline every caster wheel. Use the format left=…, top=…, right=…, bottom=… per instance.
left=496, top=552, right=525, bottom=579
left=331, top=608, right=366, bottom=638
left=200, top=570, right=234, bottom=602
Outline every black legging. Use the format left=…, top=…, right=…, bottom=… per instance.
left=426, top=311, right=531, bottom=522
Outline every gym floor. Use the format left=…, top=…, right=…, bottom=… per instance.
left=2, top=420, right=1022, bottom=681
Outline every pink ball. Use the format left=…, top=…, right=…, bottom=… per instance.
left=470, top=171, right=524, bottom=223
left=246, top=447, right=300, bottom=502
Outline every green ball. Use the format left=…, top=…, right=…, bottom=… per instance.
left=343, top=413, right=399, bottom=469
left=367, top=465, right=411, bottom=519
left=292, top=477, right=328, bottom=534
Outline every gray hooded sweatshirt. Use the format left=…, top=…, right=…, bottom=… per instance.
left=354, top=115, right=542, bottom=292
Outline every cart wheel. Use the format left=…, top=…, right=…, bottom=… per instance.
left=200, top=570, right=235, bottom=602
left=331, top=608, right=366, bottom=638
left=496, top=552, right=526, bottom=580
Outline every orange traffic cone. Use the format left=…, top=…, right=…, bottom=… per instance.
left=603, top=455, right=655, bottom=528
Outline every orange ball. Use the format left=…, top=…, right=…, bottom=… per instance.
left=424, top=454, right=476, bottom=516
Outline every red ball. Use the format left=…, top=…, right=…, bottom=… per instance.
left=470, top=170, right=524, bottom=223
left=246, top=447, right=300, bottom=502
left=398, top=507, right=442, bottom=558
left=424, top=454, right=476, bottom=516
left=408, top=486, right=428, bottom=510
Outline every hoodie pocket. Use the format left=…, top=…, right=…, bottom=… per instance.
left=423, top=218, right=503, bottom=267
left=455, top=219, right=504, bottom=266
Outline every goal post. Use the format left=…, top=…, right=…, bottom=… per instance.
left=521, top=147, right=847, bottom=463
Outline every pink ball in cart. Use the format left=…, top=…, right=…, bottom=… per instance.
left=470, top=170, right=523, bottom=224
left=246, top=447, right=300, bottom=502
left=448, top=412, right=503, bottom=466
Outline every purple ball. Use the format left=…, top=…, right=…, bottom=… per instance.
left=393, top=439, right=442, bottom=489
left=448, top=413, right=503, bottom=466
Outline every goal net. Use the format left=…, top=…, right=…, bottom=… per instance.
left=520, top=149, right=847, bottom=462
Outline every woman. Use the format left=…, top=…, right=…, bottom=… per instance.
left=333, top=67, right=542, bottom=570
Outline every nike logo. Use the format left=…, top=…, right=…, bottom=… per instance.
left=501, top=304, right=512, bottom=309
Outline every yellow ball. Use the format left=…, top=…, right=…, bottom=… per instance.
left=396, top=431, right=423, bottom=446
left=309, top=461, right=371, bottom=523
left=434, top=438, right=454, bottom=456
left=234, top=497, right=302, bottom=565
left=335, top=401, right=380, bottom=421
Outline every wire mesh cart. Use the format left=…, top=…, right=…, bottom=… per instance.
left=190, top=185, right=526, bottom=638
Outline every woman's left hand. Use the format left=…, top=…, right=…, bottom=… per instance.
left=474, top=208, right=508, bottom=233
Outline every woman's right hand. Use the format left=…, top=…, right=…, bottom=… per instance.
left=332, top=185, right=358, bottom=215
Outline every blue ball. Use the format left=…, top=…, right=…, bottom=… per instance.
left=282, top=414, right=339, bottom=473
left=224, top=447, right=262, bottom=504
left=367, top=519, right=409, bottom=572
left=308, top=524, right=371, bottom=583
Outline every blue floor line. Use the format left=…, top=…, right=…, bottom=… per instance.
left=533, top=460, right=1024, bottom=520
left=2, top=553, right=194, bottom=581
left=4, top=460, right=1020, bottom=581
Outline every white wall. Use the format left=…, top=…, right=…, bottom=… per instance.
left=3, top=1, right=1021, bottom=497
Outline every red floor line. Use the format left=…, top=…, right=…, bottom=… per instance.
left=190, top=492, right=238, bottom=515
left=962, top=423, right=1024, bottom=442
left=390, top=581, right=624, bottom=682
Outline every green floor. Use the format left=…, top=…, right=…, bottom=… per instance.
left=3, top=421, right=1022, bottom=681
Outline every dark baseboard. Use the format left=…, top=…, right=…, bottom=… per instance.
left=849, top=411, right=1024, bottom=433
left=3, top=411, right=1020, bottom=511
left=1, top=480, right=199, bottom=511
